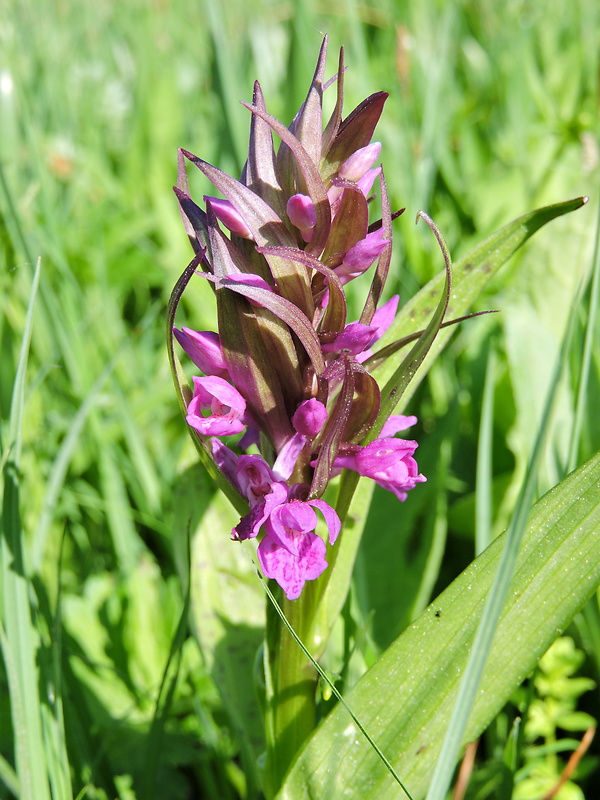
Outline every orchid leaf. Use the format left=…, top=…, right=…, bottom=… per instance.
left=205, top=216, right=304, bottom=438
left=322, top=181, right=369, bottom=262
left=322, top=47, right=345, bottom=155
left=292, top=34, right=327, bottom=168
left=344, top=367, right=381, bottom=443
left=372, top=196, right=589, bottom=410
left=360, top=169, right=393, bottom=324
left=204, top=273, right=326, bottom=376
left=244, top=80, right=288, bottom=220
left=181, top=149, right=295, bottom=248
left=217, top=287, right=296, bottom=452
left=320, top=92, right=388, bottom=185
left=372, top=211, right=452, bottom=438
left=258, top=245, right=348, bottom=335
left=364, top=311, right=499, bottom=371
left=310, top=358, right=355, bottom=498
left=243, top=102, right=332, bottom=260
left=183, top=147, right=318, bottom=314
left=278, top=449, right=600, bottom=800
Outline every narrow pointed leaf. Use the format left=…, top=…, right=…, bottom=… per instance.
left=182, top=149, right=315, bottom=314
left=360, top=169, right=393, bottom=324
left=372, top=197, right=589, bottom=410
left=322, top=48, right=345, bottom=155
left=202, top=273, right=326, bottom=376
left=242, top=103, right=332, bottom=259
left=173, top=187, right=209, bottom=254
left=322, top=181, right=369, bottom=262
left=371, top=212, right=452, bottom=439
left=310, top=358, right=355, bottom=498
left=293, top=34, right=327, bottom=167
left=206, top=211, right=305, bottom=414
left=320, top=92, right=388, bottom=185
left=244, top=80, right=288, bottom=220
left=258, top=245, right=348, bottom=335
left=278, top=449, right=600, bottom=800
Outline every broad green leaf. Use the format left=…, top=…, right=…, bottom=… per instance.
left=373, top=197, right=588, bottom=411
left=179, top=467, right=265, bottom=797
left=277, top=449, right=600, bottom=800
left=306, top=198, right=588, bottom=659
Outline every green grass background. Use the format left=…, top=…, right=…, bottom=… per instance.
left=1, top=0, right=599, bottom=798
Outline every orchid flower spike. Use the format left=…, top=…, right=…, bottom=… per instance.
left=171, top=37, right=429, bottom=600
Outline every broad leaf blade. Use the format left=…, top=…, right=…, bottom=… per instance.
left=277, top=449, right=600, bottom=800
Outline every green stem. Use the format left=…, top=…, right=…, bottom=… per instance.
left=264, top=583, right=319, bottom=797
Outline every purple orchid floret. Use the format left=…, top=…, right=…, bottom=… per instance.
left=356, top=167, right=382, bottom=198
left=186, top=376, right=247, bottom=436
left=173, top=38, right=428, bottom=599
left=334, top=438, right=426, bottom=501
left=355, top=295, right=400, bottom=362
left=321, top=321, right=378, bottom=356
left=173, top=327, right=229, bottom=379
left=380, top=414, right=418, bottom=437
left=333, top=228, right=390, bottom=285
left=338, top=142, right=382, bottom=182
left=258, top=497, right=341, bottom=600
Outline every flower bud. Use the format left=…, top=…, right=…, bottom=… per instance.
left=338, top=142, right=382, bottom=182
left=292, top=398, right=328, bottom=436
left=204, top=196, right=253, bottom=239
left=174, top=327, right=229, bottom=379
left=286, top=193, right=317, bottom=242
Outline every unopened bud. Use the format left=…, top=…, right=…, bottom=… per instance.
left=204, top=196, right=253, bottom=239
left=338, top=142, right=382, bottom=182
left=286, top=193, right=317, bottom=242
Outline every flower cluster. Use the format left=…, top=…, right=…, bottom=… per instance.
left=172, top=38, right=425, bottom=600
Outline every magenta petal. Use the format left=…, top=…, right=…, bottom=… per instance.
left=211, top=439, right=240, bottom=488
left=191, top=376, right=246, bottom=413
left=236, top=455, right=276, bottom=506
left=187, top=412, right=245, bottom=437
left=186, top=376, right=247, bottom=436
left=370, top=295, right=399, bottom=339
left=380, top=414, right=418, bottom=437
left=334, top=228, right=389, bottom=284
left=287, top=193, right=317, bottom=232
left=273, top=433, right=307, bottom=480
left=292, top=399, right=328, bottom=436
left=356, top=438, right=419, bottom=475
left=268, top=502, right=318, bottom=555
left=174, top=327, right=229, bottom=378
left=356, top=167, right=381, bottom=197
left=338, top=142, right=381, bottom=182
left=233, top=481, right=288, bottom=541
left=257, top=531, right=328, bottom=600
left=307, top=498, right=341, bottom=544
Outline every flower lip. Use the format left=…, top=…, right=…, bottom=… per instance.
left=186, top=375, right=247, bottom=436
